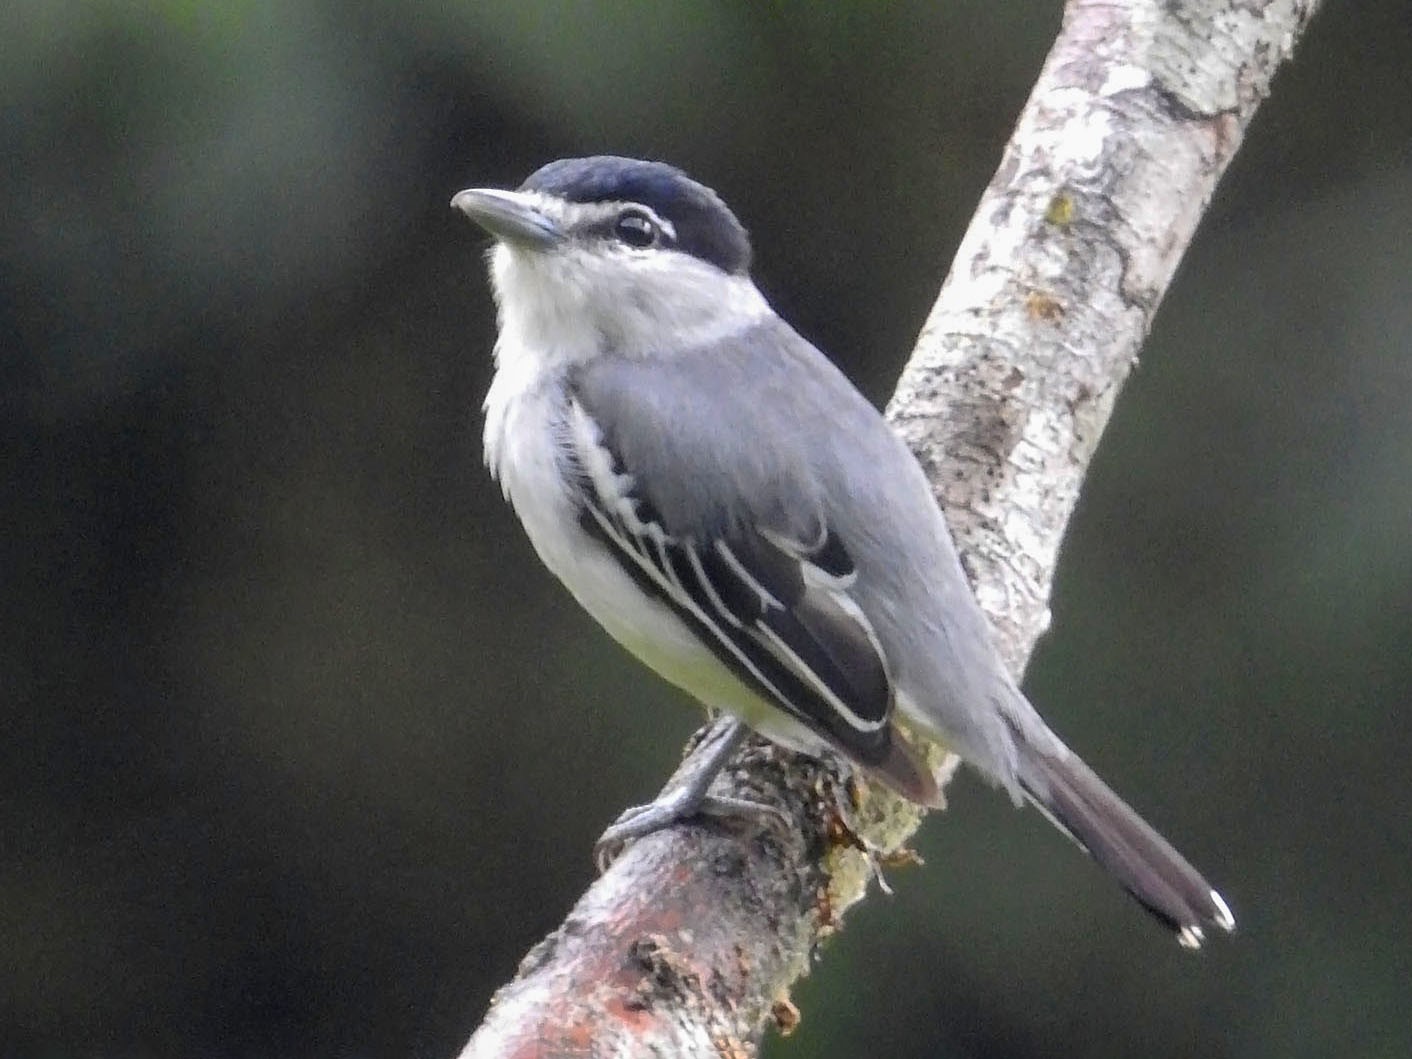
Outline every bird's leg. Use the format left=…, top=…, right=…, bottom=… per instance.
left=593, top=719, right=788, bottom=871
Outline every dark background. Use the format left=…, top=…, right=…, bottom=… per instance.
left=4, top=3, right=1410, bottom=1057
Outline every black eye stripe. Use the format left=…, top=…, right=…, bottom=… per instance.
left=583, top=206, right=677, bottom=249
left=614, top=208, right=658, bottom=248
left=521, top=156, right=753, bottom=274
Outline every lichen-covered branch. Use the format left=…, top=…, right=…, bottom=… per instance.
left=456, top=2, right=1321, bottom=1056
left=890, top=0, right=1320, bottom=672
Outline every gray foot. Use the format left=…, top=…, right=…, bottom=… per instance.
left=592, top=720, right=789, bottom=871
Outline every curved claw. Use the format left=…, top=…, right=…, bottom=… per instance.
left=593, top=790, right=793, bottom=873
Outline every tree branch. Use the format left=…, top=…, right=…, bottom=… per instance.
left=456, top=2, right=1321, bottom=1056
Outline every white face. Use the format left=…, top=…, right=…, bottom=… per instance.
left=486, top=192, right=771, bottom=365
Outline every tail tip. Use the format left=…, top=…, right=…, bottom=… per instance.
left=1177, top=924, right=1205, bottom=950
left=1210, top=888, right=1237, bottom=932
left=1176, top=889, right=1236, bottom=950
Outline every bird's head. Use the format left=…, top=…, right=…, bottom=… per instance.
left=452, top=156, right=768, bottom=359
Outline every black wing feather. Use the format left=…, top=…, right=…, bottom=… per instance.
left=566, top=400, right=895, bottom=764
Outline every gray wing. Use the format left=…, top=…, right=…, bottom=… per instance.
left=567, top=317, right=1035, bottom=792
left=564, top=325, right=1234, bottom=943
left=563, top=329, right=902, bottom=768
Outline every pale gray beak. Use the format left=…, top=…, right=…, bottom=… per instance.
left=450, top=188, right=564, bottom=248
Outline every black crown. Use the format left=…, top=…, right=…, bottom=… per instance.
left=522, top=156, right=752, bottom=275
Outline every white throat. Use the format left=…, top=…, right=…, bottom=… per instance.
left=481, top=240, right=771, bottom=477
left=489, top=240, right=769, bottom=360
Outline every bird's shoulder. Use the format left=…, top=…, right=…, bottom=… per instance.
left=564, top=318, right=887, bottom=539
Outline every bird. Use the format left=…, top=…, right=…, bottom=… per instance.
left=451, top=155, right=1235, bottom=947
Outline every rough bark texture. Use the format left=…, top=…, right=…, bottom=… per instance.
left=889, top=0, right=1320, bottom=671
left=457, top=2, right=1321, bottom=1056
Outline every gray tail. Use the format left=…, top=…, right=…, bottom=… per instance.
left=1019, top=749, right=1235, bottom=948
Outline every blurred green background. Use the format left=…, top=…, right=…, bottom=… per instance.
left=4, top=2, right=1410, bottom=1057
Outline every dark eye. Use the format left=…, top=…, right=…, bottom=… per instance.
left=614, top=209, right=658, bottom=248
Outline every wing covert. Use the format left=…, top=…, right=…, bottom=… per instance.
left=563, top=395, right=895, bottom=763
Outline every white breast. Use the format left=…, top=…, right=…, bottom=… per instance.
left=483, top=369, right=824, bottom=755
left=479, top=236, right=820, bottom=750
left=485, top=375, right=707, bottom=688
